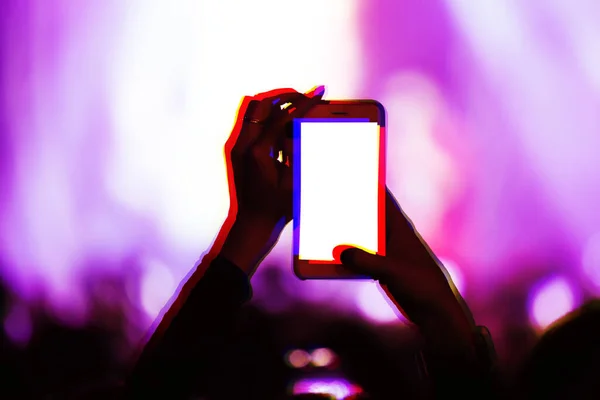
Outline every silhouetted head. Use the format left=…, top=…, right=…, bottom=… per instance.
left=517, top=299, right=600, bottom=399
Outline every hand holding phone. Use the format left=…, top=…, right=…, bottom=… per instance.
left=336, top=188, right=476, bottom=343
left=228, top=88, right=323, bottom=226
left=220, top=87, right=323, bottom=276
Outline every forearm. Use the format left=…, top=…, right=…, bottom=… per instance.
left=123, top=217, right=283, bottom=398
left=417, top=311, right=499, bottom=398
left=123, top=255, right=252, bottom=398
left=381, top=284, right=497, bottom=397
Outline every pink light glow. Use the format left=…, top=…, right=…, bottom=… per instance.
left=582, top=232, right=600, bottom=293
left=528, top=276, right=579, bottom=331
left=1, top=0, right=599, bottom=345
left=356, top=282, right=404, bottom=324
left=292, top=378, right=362, bottom=399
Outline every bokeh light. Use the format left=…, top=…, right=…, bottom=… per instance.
left=292, top=378, right=361, bottom=399
left=310, top=348, right=336, bottom=367
left=286, top=349, right=311, bottom=368
left=529, top=276, right=578, bottom=331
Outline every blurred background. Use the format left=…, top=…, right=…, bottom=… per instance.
left=1, top=0, right=600, bottom=398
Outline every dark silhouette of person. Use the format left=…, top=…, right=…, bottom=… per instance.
left=515, top=299, right=600, bottom=399
left=121, top=86, right=498, bottom=399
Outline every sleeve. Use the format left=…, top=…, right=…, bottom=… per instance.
left=122, top=255, right=253, bottom=399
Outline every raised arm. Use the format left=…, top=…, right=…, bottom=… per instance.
left=335, top=188, right=500, bottom=399
left=122, top=87, right=323, bottom=399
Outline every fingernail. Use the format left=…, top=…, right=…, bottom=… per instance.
left=306, top=85, right=325, bottom=98
left=313, top=85, right=325, bottom=97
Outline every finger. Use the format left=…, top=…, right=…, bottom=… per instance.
left=384, top=187, right=437, bottom=265
left=281, top=91, right=324, bottom=125
left=246, top=91, right=305, bottom=122
left=333, top=245, right=389, bottom=280
left=283, top=136, right=293, bottom=166
left=254, top=92, right=323, bottom=151
left=252, top=88, right=299, bottom=103
left=274, top=93, right=309, bottom=167
left=277, top=91, right=324, bottom=141
left=241, top=86, right=323, bottom=156
left=279, top=150, right=293, bottom=192
left=231, top=99, right=263, bottom=156
left=277, top=86, right=325, bottom=167
left=233, top=92, right=303, bottom=157
left=385, top=187, right=414, bottom=237
left=247, top=93, right=308, bottom=166
left=385, top=188, right=426, bottom=247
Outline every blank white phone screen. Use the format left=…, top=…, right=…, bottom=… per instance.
left=298, top=121, right=381, bottom=261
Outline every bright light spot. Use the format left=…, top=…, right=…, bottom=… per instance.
left=529, top=276, right=577, bottom=331
left=293, top=378, right=361, bottom=399
left=311, top=348, right=335, bottom=367
left=0, top=0, right=364, bottom=332
left=107, top=0, right=363, bottom=253
left=356, top=282, right=403, bottom=323
left=140, top=258, right=175, bottom=318
left=582, top=232, right=600, bottom=291
left=3, top=302, right=32, bottom=347
left=439, top=258, right=465, bottom=295
left=381, top=71, right=461, bottom=237
left=286, top=349, right=311, bottom=368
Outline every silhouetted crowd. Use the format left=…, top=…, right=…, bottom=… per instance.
left=2, top=269, right=600, bottom=399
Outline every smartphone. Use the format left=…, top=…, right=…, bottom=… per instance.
left=292, top=100, right=386, bottom=279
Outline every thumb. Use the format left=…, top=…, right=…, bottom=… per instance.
left=333, top=245, right=388, bottom=279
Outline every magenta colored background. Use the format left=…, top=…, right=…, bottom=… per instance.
left=2, top=0, right=600, bottom=366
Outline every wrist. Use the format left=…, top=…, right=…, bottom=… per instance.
left=234, top=213, right=282, bottom=231
left=415, top=301, right=478, bottom=355
left=219, top=215, right=286, bottom=276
